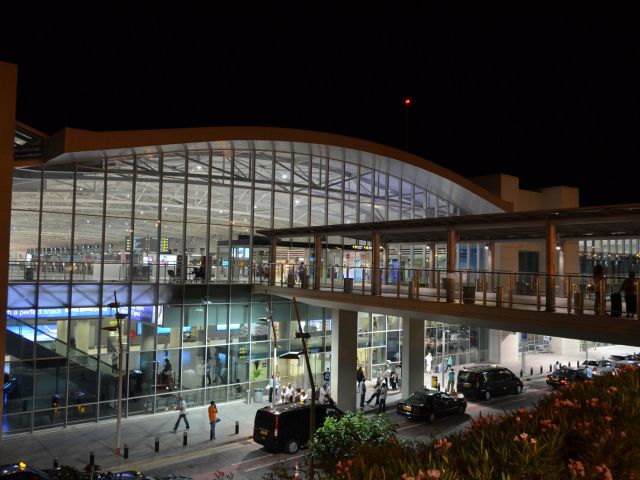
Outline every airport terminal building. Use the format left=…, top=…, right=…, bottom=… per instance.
left=2, top=62, right=633, bottom=433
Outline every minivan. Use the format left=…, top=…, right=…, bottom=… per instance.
left=253, top=401, right=343, bottom=454
left=456, top=365, right=523, bottom=401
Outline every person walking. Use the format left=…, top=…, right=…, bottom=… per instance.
left=356, top=366, right=365, bottom=384
left=208, top=401, right=220, bottom=440
left=445, top=355, right=453, bottom=372
left=323, top=368, right=331, bottom=389
left=619, top=271, right=637, bottom=318
left=173, top=396, right=190, bottom=431
left=593, top=264, right=605, bottom=315
left=584, top=365, right=593, bottom=380
left=425, top=351, right=433, bottom=374
left=447, top=368, right=456, bottom=393
left=366, top=380, right=381, bottom=407
left=267, top=375, right=275, bottom=403
left=358, top=380, right=366, bottom=409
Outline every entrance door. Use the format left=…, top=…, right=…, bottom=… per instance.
left=518, top=251, right=539, bottom=295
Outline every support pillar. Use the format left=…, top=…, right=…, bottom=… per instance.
left=383, top=244, right=390, bottom=285
left=372, top=233, right=381, bottom=295
left=401, top=318, right=425, bottom=399
left=330, top=309, right=357, bottom=412
left=313, top=235, right=322, bottom=290
left=269, top=237, right=277, bottom=286
left=446, top=228, right=457, bottom=303
left=0, top=62, right=18, bottom=427
left=545, top=222, right=556, bottom=312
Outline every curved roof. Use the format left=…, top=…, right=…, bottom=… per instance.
left=45, top=126, right=512, bottom=214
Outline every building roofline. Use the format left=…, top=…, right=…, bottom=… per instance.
left=47, top=126, right=512, bottom=212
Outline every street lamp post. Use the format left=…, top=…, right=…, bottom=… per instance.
left=104, top=293, right=128, bottom=456
left=258, top=293, right=278, bottom=406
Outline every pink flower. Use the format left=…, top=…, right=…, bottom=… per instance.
left=595, top=464, right=612, bottom=480
left=568, top=459, right=586, bottom=478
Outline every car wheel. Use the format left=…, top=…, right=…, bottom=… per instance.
left=515, top=384, right=523, bottom=394
left=427, top=412, right=436, bottom=423
left=457, top=405, right=466, bottom=414
left=484, top=390, right=491, bottom=401
left=285, top=438, right=299, bottom=454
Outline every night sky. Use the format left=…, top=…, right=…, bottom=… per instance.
left=2, top=12, right=639, bottom=207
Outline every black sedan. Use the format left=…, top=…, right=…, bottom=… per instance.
left=396, top=389, right=467, bottom=423
left=545, top=367, right=586, bottom=388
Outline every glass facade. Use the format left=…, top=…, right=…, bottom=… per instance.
left=5, top=141, right=495, bottom=432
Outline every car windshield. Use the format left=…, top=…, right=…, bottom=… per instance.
left=406, top=392, right=433, bottom=404
left=457, top=371, right=475, bottom=383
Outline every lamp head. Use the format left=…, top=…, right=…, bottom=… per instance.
left=115, top=313, right=128, bottom=320
left=107, top=302, right=120, bottom=309
left=101, top=325, right=118, bottom=332
left=257, top=317, right=270, bottom=323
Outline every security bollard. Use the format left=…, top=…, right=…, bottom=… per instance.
left=155, top=436, right=160, bottom=452
left=235, top=420, right=239, bottom=435
left=89, top=452, right=95, bottom=468
left=53, top=458, right=59, bottom=469
left=550, top=364, right=552, bottom=372
left=540, top=366, right=543, bottom=374
left=530, top=367, right=533, bottom=376
left=124, top=444, right=129, bottom=460
left=183, top=431, right=188, bottom=446
left=519, top=369, right=523, bottom=378
left=568, top=361, right=571, bottom=367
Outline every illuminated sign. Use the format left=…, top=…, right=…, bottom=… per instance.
left=350, top=245, right=371, bottom=251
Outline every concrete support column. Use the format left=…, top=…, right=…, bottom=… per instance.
left=401, top=317, right=425, bottom=399
left=372, top=233, right=381, bottom=295
left=330, top=309, right=357, bottom=412
left=269, top=237, right=277, bottom=286
left=429, top=243, right=436, bottom=287
left=313, top=235, right=322, bottom=290
left=383, top=244, right=390, bottom=285
left=0, top=62, right=18, bottom=426
left=545, top=222, right=556, bottom=312
left=446, top=228, right=457, bottom=303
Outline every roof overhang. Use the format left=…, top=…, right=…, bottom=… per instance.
left=43, top=126, right=511, bottom=215
left=257, top=203, right=640, bottom=243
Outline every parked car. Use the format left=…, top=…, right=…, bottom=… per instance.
left=581, top=359, right=615, bottom=376
left=396, top=388, right=467, bottom=423
left=613, top=359, right=640, bottom=372
left=253, top=401, right=343, bottom=454
left=456, top=365, right=523, bottom=401
left=546, top=367, right=587, bottom=388
left=1, top=462, right=50, bottom=480
left=608, top=353, right=639, bottom=362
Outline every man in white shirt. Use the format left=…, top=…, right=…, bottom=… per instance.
left=173, top=396, right=190, bottom=431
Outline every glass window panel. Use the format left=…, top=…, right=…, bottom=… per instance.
left=233, top=187, right=252, bottom=227
left=75, top=167, right=105, bottom=217
left=327, top=160, right=343, bottom=200
left=254, top=190, right=272, bottom=229
left=184, top=306, right=205, bottom=346
left=230, top=304, right=250, bottom=343
left=293, top=153, right=311, bottom=187
left=310, top=196, right=326, bottom=227
left=229, top=344, right=250, bottom=385
left=437, top=197, right=449, bottom=217
left=358, top=312, right=370, bottom=332
left=344, top=163, right=358, bottom=202
left=207, top=304, right=229, bottom=344
left=255, top=151, right=274, bottom=185
left=293, top=195, right=308, bottom=227
left=414, top=188, right=426, bottom=219
left=105, top=167, right=133, bottom=221
left=234, top=151, right=253, bottom=189
left=273, top=192, right=291, bottom=228
left=182, top=346, right=207, bottom=390
left=134, top=174, right=160, bottom=222
left=135, top=153, right=161, bottom=174
left=43, top=165, right=75, bottom=215
left=274, top=152, right=292, bottom=192
left=311, top=155, right=327, bottom=196
left=402, top=180, right=413, bottom=220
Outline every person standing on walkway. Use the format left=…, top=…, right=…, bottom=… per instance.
left=208, top=401, right=220, bottom=440
left=584, top=365, right=593, bottom=380
left=425, top=351, right=433, bottom=374
left=619, top=271, right=637, bottom=318
left=378, top=382, right=388, bottom=413
left=593, top=264, right=605, bottom=315
left=358, top=380, right=366, bottom=409
left=447, top=368, right=456, bottom=393
left=173, top=396, right=190, bottom=431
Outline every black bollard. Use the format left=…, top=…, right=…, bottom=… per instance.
left=519, top=369, right=523, bottom=378
left=53, top=458, right=59, bottom=469
left=183, top=431, right=188, bottom=446
left=89, top=452, right=95, bottom=468
left=530, top=367, right=533, bottom=376
left=550, top=364, right=552, bottom=372
left=235, top=420, right=239, bottom=435
left=568, top=361, right=571, bottom=367
left=540, top=365, right=543, bottom=374
left=124, top=444, right=129, bottom=460
left=154, top=436, right=159, bottom=453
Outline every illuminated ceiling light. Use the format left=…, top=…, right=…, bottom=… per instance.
left=164, top=207, right=168, bottom=211
left=295, top=200, right=300, bottom=204
left=140, top=211, right=144, bottom=215
left=86, top=220, right=90, bottom=223
left=282, top=174, right=288, bottom=179
left=197, top=165, right=202, bottom=170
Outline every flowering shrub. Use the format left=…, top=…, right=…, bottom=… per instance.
left=300, top=367, right=640, bottom=479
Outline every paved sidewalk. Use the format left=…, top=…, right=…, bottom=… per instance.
left=1, top=345, right=633, bottom=472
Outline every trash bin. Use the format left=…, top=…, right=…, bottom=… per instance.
left=254, top=388, right=264, bottom=403
left=462, top=286, right=476, bottom=304
left=344, top=278, right=354, bottom=293
left=25, top=268, right=34, bottom=281
left=287, top=272, right=295, bottom=288
left=431, top=375, right=439, bottom=390
left=573, top=291, right=583, bottom=315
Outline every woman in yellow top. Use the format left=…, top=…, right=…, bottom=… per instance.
left=208, top=401, right=220, bottom=440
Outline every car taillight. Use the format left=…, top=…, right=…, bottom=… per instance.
left=274, top=417, right=278, bottom=438
left=545, top=377, right=550, bottom=381
left=560, top=378, right=567, bottom=384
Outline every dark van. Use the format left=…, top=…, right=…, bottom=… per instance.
left=253, top=401, right=343, bottom=454
left=456, top=365, right=523, bottom=401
